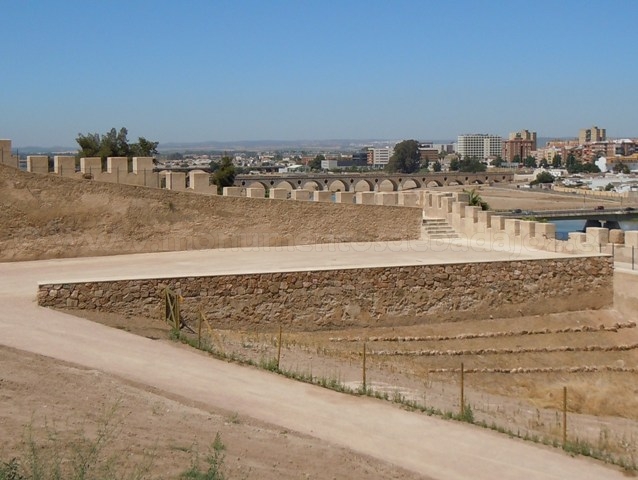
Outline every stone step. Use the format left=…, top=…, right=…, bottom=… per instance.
left=421, top=218, right=459, bottom=239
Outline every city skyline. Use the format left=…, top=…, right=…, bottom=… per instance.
left=2, top=0, right=637, bottom=148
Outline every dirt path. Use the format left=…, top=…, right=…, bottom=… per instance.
left=0, top=252, right=627, bottom=479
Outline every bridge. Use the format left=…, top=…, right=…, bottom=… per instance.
left=234, top=171, right=514, bottom=192
left=503, top=208, right=638, bottom=222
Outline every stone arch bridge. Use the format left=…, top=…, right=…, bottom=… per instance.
left=235, top=172, right=514, bottom=192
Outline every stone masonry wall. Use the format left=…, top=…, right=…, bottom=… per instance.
left=39, top=257, right=613, bottom=331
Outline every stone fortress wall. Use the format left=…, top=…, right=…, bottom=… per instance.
left=38, top=256, right=613, bottom=331
left=21, top=155, right=426, bottom=206
left=423, top=190, right=638, bottom=261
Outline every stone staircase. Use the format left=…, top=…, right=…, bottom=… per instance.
left=421, top=217, right=459, bottom=240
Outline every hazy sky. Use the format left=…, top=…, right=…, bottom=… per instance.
left=2, top=0, right=637, bottom=148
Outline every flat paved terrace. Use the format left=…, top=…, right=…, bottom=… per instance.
left=0, top=240, right=622, bottom=480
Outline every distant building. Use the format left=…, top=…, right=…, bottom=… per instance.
left=418, top=142, right=439, bottom=164
left=457, top=134, right=502, bottom=159
left=502, top=130, right=537, bottom=162
left=366, top=146, right=393, bottom=168
left=579, top=126, right=606, bottom=144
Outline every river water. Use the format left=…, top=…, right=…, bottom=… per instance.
left=552, top=219, right=638, bottom=240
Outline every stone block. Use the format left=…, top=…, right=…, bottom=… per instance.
left=355, top=192, right=376, bottom=205
left=441, top=196, right=454, bottom=214
left=335, top=192, right=355, bottom=204
left=246, top=187, right=265, bottom=198
left=398, top=192, right=420, bottom=207
left=26, top=155, right=49, bottom=174
left=54, top=156, right=76, bottom=176
left=223, top=186, right=243, bottom=197
left=586, top=227, right=609, bottom=245
left=464, top=206, right=480, bottom=223
left=189, top=170, right=216, bottom=194
left=132, top=157, right=154, bottom=174
left=165, top=172, right=186, bottom=191
left=569, top=232, right=587, bottom=243
left=504, top=219, right=521, bottom=236
left=291, top=189, right=312, bottom=201
left=313, top=191, right=333, bottom=202
left=80, top=157, right=101, bottom=175
left=454, top=192, right=470, bottom=203
left=375, top=192, right=398, bottom=206
left=609, top=229, right=625, bottom=244
left=625, top=231, right=638, bottom=248
left=534, top=222, right=556, bottom=240
left=490, top=215, right=505, bottom=231
left=477, top=211, right=492, bottom=229
left=519, top=220, right=535, bottom=239
left=452, top=201, right=468, bottom=218
left=107, top=157, right=128, bottom=174
left=269, top=188, right=289, bottom=200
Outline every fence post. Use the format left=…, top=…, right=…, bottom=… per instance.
left=362, top=342, right=367, bottom=392
left=197, top=310, right=203, bottom=349
left=460, top=362, right=465, bottom=416
left=562, top=386, right=567, bottom=447
left=633, top=246, right=635, bottom=271
left=276, top=324, right=283, bottom=370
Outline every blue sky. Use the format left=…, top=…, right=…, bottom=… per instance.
left=1, top=0, right=637, bottom=148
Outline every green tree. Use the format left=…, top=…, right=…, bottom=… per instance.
left=534, top=171, right=555, bottom=184
left=613, top=162, right=630, bottom=174
left=539, top=158, right=549, bottom=169
left=386, top=140, right=420, bottom=173
left=491, top=156, right=504, bottom=168
left=212, top=156, right=236, bottom=194
left=458, top=157, right=486, bottom=173
left=523, top=156, right=537, bottom=168
left=76, top=127, right=158, bottom=161
left=309, top=154, right=324, bottom=171
left=464, top=188, right=489, bottom=210
left=565, top=153, right=579, bottom=173
left=449, top=158, right=460, bottom=171
left=604, top=183, right=615, bottom=191
left=432, top=160, right=442, bottom=172
left=551, top=154, right=562, bottom=168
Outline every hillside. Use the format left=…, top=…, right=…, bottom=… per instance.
left=0, top=165, right=420, bottom=261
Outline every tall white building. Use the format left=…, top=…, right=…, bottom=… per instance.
left=366, top=146, right=393, bottom=168
left=457, top=134, right=502, bottom=159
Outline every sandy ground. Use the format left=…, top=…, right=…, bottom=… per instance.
left=0, top=345, right=421, bottom=480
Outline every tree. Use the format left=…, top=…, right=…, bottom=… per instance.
left=76, top=127, right=158, bottom=160
left=464, top=188, right=489, bottom=210
left=386, top=140, right=420, bottom=173
left=551, top=154, right=562, bottom=168
left=449, top=158, right=460, bottom=171
left=523, top=156, right=537, bottom=168
left=604, top=183, right=615, bottom=191
left=432, top=160, right=442, bottom=172
left=565, top=153, right=579, bottom=173
left=491, top=156, right=504, bottom=168
left=309, top=154, right=324, bottom=171
left=539, top=158, right=549, bottom=169
left=613, top=162, right=630, bottom=174
left=212, top=156, right=236, bottom=194
left=534, top=171, right=554, bottom=184
left=457, top=156, right=486, bottom=173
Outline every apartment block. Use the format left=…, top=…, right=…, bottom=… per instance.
left=457, top=134, right=502, bottom=159
left=366, top=146, right=393, bottom=168
left=579, top=126, right=606, bottom=144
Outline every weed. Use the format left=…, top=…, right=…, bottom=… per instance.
left=181, top=433, right=226, bottom=480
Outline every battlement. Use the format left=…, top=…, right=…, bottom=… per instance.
left=0, top=139, right=19, bottom=169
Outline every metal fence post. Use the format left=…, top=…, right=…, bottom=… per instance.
left=460, top=362, right=465, bottom=417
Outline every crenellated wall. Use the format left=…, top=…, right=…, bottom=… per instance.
left=421, top=190, right=634, bottom=256
left=38, top=256, right=613, bottom=331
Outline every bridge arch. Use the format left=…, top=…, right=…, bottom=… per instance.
left=272, top=180, right=295, bottom=190
left=246, top=180, right=268, bottom=190
left=446, top=177, right=464, bottom=186
left=352, top=179, right=374, bottom=192
left=401, top=178, right=421, bottom=190
left=377, top=178, right=398, bottom=192
left=426, top=180, right=443, bottom=187
left=302, top=180, right=322, bottom=191
left=327, top=179, right=348, bottom=192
